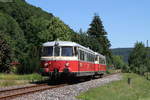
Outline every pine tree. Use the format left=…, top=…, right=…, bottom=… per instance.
left=87, top=14, right=112, bottom=63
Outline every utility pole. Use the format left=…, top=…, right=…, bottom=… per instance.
left=146, top=40, right=149, bottom=80
left=147, top=40, right=149, bottom=48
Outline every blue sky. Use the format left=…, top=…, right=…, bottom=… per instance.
left=26, top=0, right=150, bottom=48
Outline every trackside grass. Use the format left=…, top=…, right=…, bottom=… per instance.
left=77, top=73, right=150, bottom=100
left=0, top=73, right=43, bottom=87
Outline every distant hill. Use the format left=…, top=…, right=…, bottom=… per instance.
left=111, top=48, right=133, bottom=63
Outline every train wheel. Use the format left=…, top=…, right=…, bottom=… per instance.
left=99, top=74, right=104, bottom=78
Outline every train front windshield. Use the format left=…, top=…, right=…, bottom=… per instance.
left=42, top=46, right=53, bottom=56
left=42, top=46, right=73, bottom=57
left=61, top=46, right=73, bottom=56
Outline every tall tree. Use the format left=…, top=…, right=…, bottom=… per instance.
left=87, top=14, right=112, bottom=63
left=128, top=42, right=149, bottom=75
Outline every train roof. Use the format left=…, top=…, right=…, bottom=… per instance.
left=42, top=41, right=94, bottom=53
left=43, top=41, right=79, bottom=47
left=42, top=41, right=106, bottom=57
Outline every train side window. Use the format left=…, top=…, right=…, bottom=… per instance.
left=80, top=50, right=84, bottom=61
left=87, top=53, right=90, bottom=61
left=102, top=60, right=104, bottom=64
left=92, top=55, right=95, bottom=62
left=80, top=50, right=83, bottom=60
left=78, top=49, right=80, bottom=59
left=79, top=50, right=81, bottom=60
left=82, top=51, right=85, bottom=61
left=95, top=55, right=98, bottom=61
left=90, top=54, right=94, bottom=62
left=89, top=54, right=92, bottom=62
left=91, top=54, right=93, bottom=62
left=74, top=47, right=78, bottom=56
left=103, top=59, right=106, bottom=64
left=84, top=52, right=88, bottom=61
left=100, top=58, right=105, bottom=64
left=99, top=58, right=102, bottom=64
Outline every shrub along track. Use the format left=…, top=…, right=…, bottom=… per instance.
left=0, top=84, right=67, bottom=100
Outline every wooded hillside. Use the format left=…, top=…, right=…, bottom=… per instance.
left=0, top=0, right=75, bottom=73
left=111, top=48, right=133, bottom=63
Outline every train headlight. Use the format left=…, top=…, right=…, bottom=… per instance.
left=65, top=62, right=70, bottom=67
left=44, top=63, right=49, bottom=67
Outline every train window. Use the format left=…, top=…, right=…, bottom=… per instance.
left=54, top=46, right=60, bottom=56
left=84, top=52, right=88, bottom=61
left=89, top=54, right=92, bottom=62
left=87, top=53, right=90, bottom=61
left=99, top=58, right=102, bottom=64
left=103, top=59, right=106, bottom=64
left=99, top=58, right=105, bottom=64
left=102, top=60, right=105, bottom=64
left=80, top=50, right=84, bottom=61
left=92, top=55, right=95, bottom=62
left=61, top=46, right=73, bottom=56
left=74, top=47, right=78, bottom=56
left=42, top=46, right=53, bottom=56
left=95, top=56, right=98, bottom=61
left=88, top=53, right=94, bottom=62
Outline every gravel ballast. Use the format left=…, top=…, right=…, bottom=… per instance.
left=13, top=74, right=122, bottom=100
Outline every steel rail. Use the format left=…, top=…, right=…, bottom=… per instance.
left=0, top=84, right=67, bottom=100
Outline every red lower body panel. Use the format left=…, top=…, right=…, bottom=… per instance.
left=41, top=60, right=106, bottom=76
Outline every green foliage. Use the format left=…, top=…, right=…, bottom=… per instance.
left=0, top=12, right=27, bottom=61
left=72, top=31, right=102, bottom=53
left=10, top=66, right=17, bottom=73
left=0, top=33, right=11, bottom=72
left=145, top=47, right=150, bottom=73
left=128, top=42, right=150, bottom=75
left=38, top=17, right=72, bottom=42
left=17, top=45, right=40, bottom=74
left=121, top=63, right=130, bottom=72
left=112, top=55, right=125, bottom=69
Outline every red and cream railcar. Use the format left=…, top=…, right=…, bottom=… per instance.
left=40, top=41, right=106, bottom=78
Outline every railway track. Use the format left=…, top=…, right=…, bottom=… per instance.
left=0, top=84, right=67, bottom=100
left=0, top=73, right=120, bottom=100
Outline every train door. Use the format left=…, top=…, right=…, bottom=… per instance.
left=53, top=46, right=61, bottom=71
left=77, top=48, right=82, bottom=75
left=78, top=48, right=85, bottom=75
